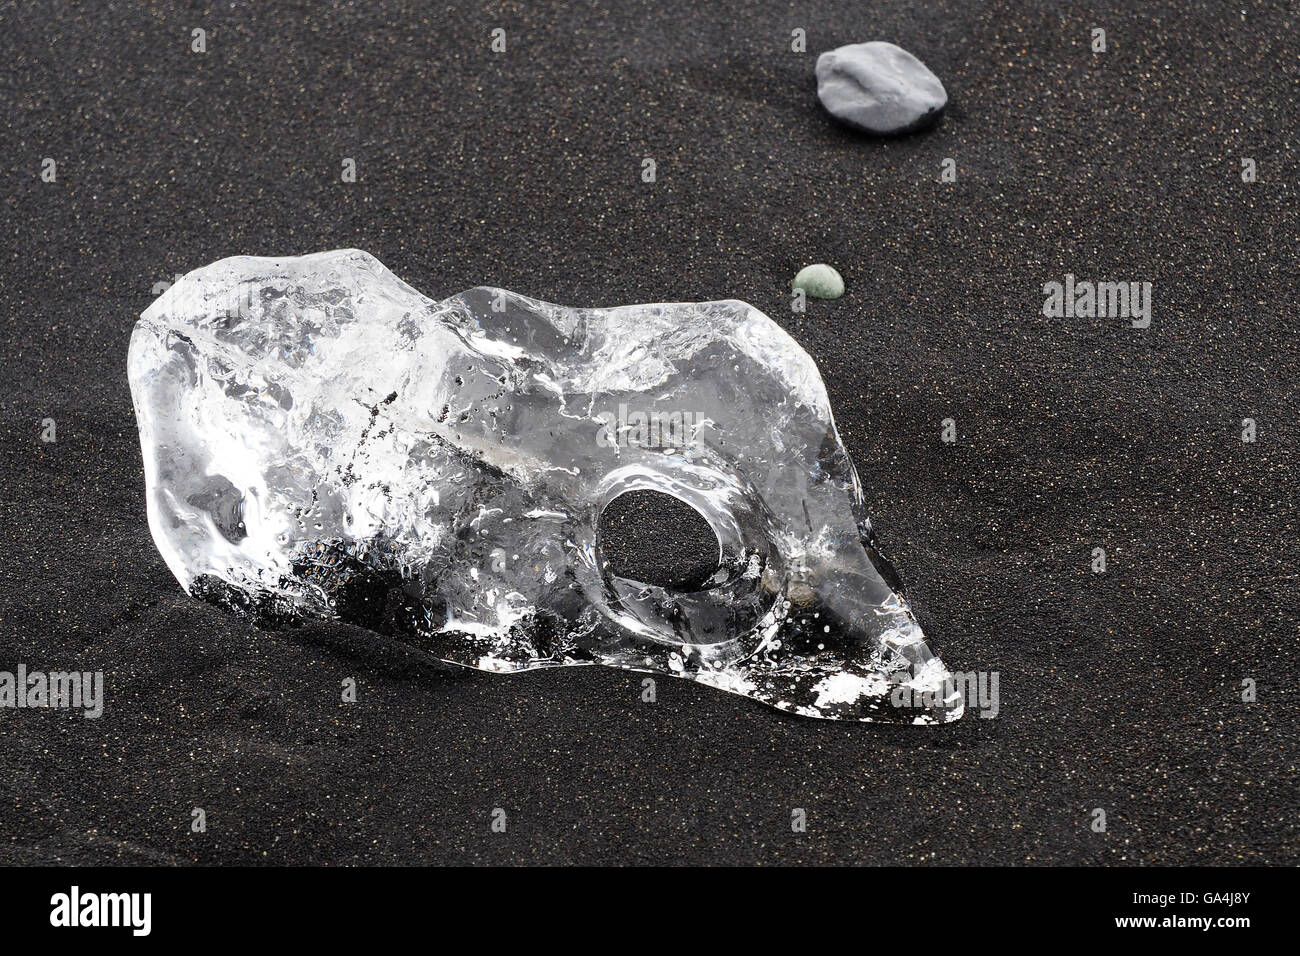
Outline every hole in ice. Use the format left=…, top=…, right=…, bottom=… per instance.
left=598, top=490, right=721, bottom=592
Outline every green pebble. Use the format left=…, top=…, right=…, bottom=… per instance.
left=792, top=263, right=844, bottom=299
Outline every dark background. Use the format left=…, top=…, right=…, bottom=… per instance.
left=1, top=0, right=1295, bottom=864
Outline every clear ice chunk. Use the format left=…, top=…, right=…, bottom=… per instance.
left=128, top=249, right=963, bottom=722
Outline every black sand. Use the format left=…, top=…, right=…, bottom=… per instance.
left=0, top=1, right=1296, bottom=864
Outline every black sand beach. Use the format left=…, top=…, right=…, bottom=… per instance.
left=0, top=0, right=1296, bottom=864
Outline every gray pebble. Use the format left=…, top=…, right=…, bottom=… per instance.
left=793, top=264, right=844, bottom=299
left=816, top=42, right=947, bottom=135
